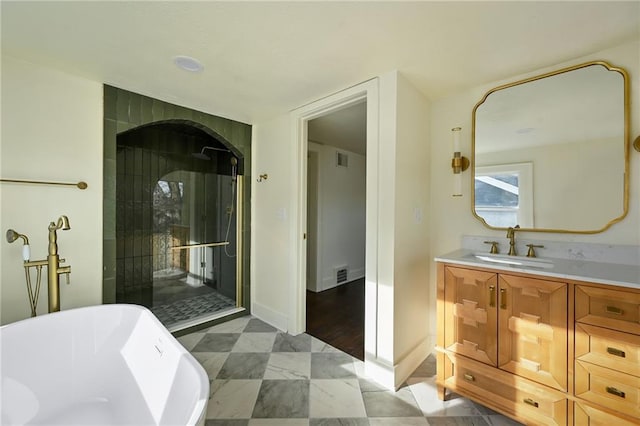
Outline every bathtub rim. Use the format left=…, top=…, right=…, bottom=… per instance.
left=0, top=303, right=210, bottom=426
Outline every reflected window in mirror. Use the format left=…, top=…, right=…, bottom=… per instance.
left=475, top=163, right=533, bottom=228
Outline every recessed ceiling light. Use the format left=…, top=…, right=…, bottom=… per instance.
left=173, top=56, right=203, bottom=72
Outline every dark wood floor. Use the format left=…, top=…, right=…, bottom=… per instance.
left=306, top=278, right=364, bottom=360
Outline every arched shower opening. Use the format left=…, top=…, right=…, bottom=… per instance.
left=115, top=120, right=244, bottom=329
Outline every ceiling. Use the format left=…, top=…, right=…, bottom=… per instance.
left=308, top=102, right=367, bottom=155
left=2, top=1, right=639, bottom=126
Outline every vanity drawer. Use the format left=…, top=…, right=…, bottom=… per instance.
left=575, top=360, right=640, bottom=419
left=576, top=323, right=640, bottom=377
left=574, top=401, right=639, bottom=426
left=575, top=285, right=640, bottom=336
left=446, top=355, right=566, bottom=425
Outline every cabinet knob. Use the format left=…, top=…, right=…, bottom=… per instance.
left=523, top=398, right=539, bottom=408
left=463, top=373, right=475, bottom=382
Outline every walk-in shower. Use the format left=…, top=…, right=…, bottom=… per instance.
left=115, top=120, right=244, bottom=330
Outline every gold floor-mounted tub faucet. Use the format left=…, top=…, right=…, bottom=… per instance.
left=6, top=215, right=72, bottom=315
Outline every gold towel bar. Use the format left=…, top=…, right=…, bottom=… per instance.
left=0, top=178, right=88, bottom=190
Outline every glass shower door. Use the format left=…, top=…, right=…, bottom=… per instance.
left=150, top=169, right=238, bottom=326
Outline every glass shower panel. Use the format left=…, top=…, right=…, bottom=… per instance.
left=150, top=169, right=237, bottom=324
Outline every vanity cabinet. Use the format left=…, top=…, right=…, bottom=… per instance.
left=574, top=285, right=640, bottom=423
left=443, top=266, right=567, bottom=390
left=436, top=262, right=640, bottom=426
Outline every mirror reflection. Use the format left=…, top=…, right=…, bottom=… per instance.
left=472, top=61, right=628, bottom=233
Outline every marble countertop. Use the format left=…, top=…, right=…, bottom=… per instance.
left=435, top=249, right=640, bottom=290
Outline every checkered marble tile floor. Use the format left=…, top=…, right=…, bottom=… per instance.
left=177, top=315, right=523, bottom=426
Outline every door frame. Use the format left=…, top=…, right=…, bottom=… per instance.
left=288, top=79, right=380, bottom=362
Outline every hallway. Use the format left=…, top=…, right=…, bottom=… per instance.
left=306, top=278, right=365, bottom=360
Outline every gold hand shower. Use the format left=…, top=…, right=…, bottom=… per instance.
left=6, top=229, right=41, bottom=316
left=6, top=229, right=30, bottom=261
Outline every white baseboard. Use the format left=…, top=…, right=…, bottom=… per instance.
left=364, top=357, right=396, bottom=390
left=350, top=267, right=365, bottom=280
left=251, top=301, right=288, bottom=332
left=393, top=336, right=432, bottom=388
left=364, top=336, right=432, bottom=391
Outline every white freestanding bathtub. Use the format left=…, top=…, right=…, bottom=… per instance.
left=0, top=304, right=209, bottom=425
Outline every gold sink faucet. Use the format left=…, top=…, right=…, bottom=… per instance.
left=506, top=225, right=520, bottom=256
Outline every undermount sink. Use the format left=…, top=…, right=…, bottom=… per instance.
left=471, top=253, right=555, bottom=269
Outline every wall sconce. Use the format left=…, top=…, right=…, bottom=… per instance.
left=451, top=127, right=469, bottom=197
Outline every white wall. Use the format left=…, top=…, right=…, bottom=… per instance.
left=307, top=142, right=366, bottom=292
left=428, top=40, right=640, bottom=342
left=252, top=74, right=431, bottom=389
left=250, top=115, right=295, bottom=331
left=391, top=73, right=431, bottom=381
left=0, top=56, right=103, bottom=324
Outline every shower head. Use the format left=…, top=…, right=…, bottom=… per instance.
left=230, top=156, right=238, bottom=182
left=6, top=229, right=29, bottom=245
left=192, top=151, right=211, bottom=161
left=192, top=146, right=230, bottom=161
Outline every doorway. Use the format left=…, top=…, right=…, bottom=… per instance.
left=304, top=102, right=367, bottom=359
left=288, top=79, right=380, bottom=369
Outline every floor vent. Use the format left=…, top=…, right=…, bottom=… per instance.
left=336, top=267, right=348, bottom=284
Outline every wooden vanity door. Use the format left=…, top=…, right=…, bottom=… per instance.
left=444, top=266, right=498, bottom=366
left=498, top=274, right=567, bottom=391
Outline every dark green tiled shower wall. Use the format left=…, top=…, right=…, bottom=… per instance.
left=103, top=85, right=252, bottom=308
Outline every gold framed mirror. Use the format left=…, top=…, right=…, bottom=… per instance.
left=472, top=61, right=629, bottom=234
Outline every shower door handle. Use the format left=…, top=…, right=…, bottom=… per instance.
left=171, top=241, right=230, bottom=250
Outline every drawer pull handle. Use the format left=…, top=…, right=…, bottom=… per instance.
left=523, top=398, right=539, bottom=408
left=463, top=373, right=475, bottom=382
left=606, top=305, right=623, bottom=315
left=489, top=286, right=496, bottom=308
left=606, top=386, right=626, bottom=398
left=607, top=347, right=626, bottom=358
left=500, top=288, right=507, bottom=310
